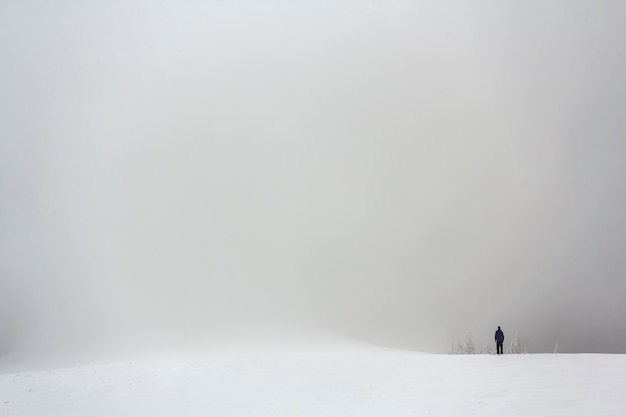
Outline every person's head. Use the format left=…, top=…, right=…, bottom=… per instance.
left=497, top=326, right=501, bottom=330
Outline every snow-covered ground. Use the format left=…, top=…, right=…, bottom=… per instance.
left=2, top=342, right=625, bottom=417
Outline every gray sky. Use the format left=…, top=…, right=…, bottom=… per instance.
left=1, top=1, right=626, bottom=361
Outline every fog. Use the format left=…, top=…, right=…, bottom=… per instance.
left=1, top=1, right=626, bottom=363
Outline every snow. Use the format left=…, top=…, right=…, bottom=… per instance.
left=2, top=342, right=625, bottom=417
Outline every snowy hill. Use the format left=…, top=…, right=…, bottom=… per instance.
left=2, top=342, right=625, bottom=417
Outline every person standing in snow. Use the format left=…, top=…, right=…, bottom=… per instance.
left=495, top=326, right=504, bottom=354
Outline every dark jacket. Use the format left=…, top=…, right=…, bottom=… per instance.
left=495, top=329, right=504, bottom=343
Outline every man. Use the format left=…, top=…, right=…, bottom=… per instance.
left=495, top=326, right=504, bottom=354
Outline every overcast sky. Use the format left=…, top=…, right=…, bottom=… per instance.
left=1, top=1, right=626, bottom=362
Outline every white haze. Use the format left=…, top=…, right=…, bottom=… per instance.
left=1, top=1, right=626, bottom=363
